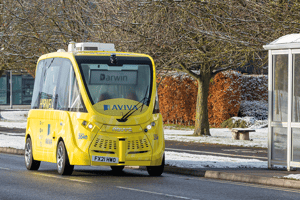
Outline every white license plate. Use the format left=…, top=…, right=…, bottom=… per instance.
left=92, top=156, right=118, bottom=163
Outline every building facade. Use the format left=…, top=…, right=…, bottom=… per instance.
left=0, top=71, right=34, bottom=105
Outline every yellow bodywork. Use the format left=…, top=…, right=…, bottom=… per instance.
left=25, top=51, right=165, bottom=167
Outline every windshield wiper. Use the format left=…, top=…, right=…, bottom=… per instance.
left=117, top=87, right=149, bottom=122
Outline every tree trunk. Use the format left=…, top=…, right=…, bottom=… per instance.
left=193, top=73, right=211, bottom=136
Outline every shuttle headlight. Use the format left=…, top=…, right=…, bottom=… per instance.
left=88, top=124, right=93, bottom=129
left=146, top=125, right=152, bottom=130
left=144, top=121, right=156, bottom=132
left=81, top=120, right=99, bottom=132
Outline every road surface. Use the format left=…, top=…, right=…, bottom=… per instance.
left=0, top=153, right=298, bottom=200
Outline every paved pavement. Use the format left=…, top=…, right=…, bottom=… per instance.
left=165, top=140, right=267, bottom=160
left=163, top=167, right=300, bottom=189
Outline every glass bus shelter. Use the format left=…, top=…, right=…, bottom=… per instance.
left=264, top=34, right=300, bottom=171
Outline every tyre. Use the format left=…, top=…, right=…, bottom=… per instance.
left=24, top=137, right=41, bottom=170
left=147, top=154, right=165, bottom=176
left=56, top=141, right=74, bottom=175
left=110, top=166, right=125, bottom=173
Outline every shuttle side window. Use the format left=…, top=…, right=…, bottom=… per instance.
left=68, top=75, right=86, bottom=112
left=55, top=59, right=72, bottom=110
left=31, top=60, right=45, bottom=109
left=31, top=57, right=86, bottom=112
left=40, top=59, right=60, bottom=109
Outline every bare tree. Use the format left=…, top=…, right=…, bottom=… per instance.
left=2, top=0, right=300, bottom=136
left=0, top=0, right=92, bottom=77
left=87, top=0, right=267, bottom=135
left=85, top=0, right=300, bottom=135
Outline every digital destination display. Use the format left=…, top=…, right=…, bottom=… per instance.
left=90, top=70, right=137, bottom=85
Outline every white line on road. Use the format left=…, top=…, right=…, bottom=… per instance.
left=33, top=172, right=92, bottom=183
left=117, top=186, right=199, bottom=200
left=165, top=148, right=266, bottom=160
left=0, top=167, right=10, bottom=170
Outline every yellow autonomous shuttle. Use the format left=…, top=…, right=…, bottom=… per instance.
left=24, top=42, right=165, bottom=176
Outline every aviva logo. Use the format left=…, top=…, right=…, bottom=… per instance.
left=104, top=105, right=138, bottom=111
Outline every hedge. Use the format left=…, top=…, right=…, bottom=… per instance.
left=157, top=71, right=267, bottom=127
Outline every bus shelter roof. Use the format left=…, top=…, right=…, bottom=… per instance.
left=263, top=34, right=300, bottom=50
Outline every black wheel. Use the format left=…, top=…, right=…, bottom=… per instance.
left=110, top=166, right=125, bottom=173
left=147, top=154, right=165, bottom=176
left=24, top=137, right=41, bottom=170
left=56, top=141, right=74, bottom=175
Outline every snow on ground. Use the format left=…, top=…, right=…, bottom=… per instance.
left=0, top=122, right=269, bottom=148
left=164, top=128, right=268, bottom=148
left=0, top=110, right=28, bottom=122
left=0, top=121, right=27, bottom=129
left=0, top=135, right=25, bottom=149
left=166, top=151, right=267, bottom=168
left=0, top=134, right=268, bottom=169
left=0, top=110, right=28, bottom=129
left=0, top=110, right=270, bottom=169
left=1, top=112, right=299, bottom=179
left=284, top=174, right=300, bottom=180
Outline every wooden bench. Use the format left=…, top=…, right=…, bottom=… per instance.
left=231, top=129, right=255, bottom=140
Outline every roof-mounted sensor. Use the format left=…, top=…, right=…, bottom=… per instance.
left=68, top=41, right=116, bottom=52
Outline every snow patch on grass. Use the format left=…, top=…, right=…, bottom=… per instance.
left=284, top=174, right=300, bottom=180
left=166, top=151, right=267, bottom=168
left=164, top=128, right=268, bottom=148
left=0, top=110, right=28, bottom=122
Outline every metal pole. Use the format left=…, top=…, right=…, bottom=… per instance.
left=10, top=70, right=12, bottom=109
left=287, top=49, right=293, bottom=171
left=268, top=50, right=272, bottom=169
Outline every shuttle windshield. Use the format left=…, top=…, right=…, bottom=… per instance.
left=76, top=56, right=153, bottom=116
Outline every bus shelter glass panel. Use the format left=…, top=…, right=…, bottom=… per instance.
left=292, top=128, right=300, bottom=162
left=293, top=54, right=300, bottom=122
left=273, top=54, right=288, bottom=122
left=272, top=127, right=287, bottom=161
left=0, top=76, right=7, bottom=104
left=292, top=54, right=300, bottom=162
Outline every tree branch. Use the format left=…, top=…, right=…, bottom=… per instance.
left=179, top=62, right=200, bottom=80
